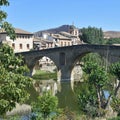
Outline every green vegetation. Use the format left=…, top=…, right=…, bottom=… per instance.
left=0, top=44, right=32, bottom=117
left=31, top=91, right=58, bottom=119
left=79, top=26, right=104, bottom=44
left=106, top=38, right=120, bottom=45
left=81, top=53, right=104, bottom=66
left=75, top=52, right=120, bottom=119
left=32, top=70, right=57, bottom=80
left=111, top=97, right=120, bottom=116
left=108, top=116, right=120, bottom=120
left=0, top=0, right=32, bottom=117
left=1, top=1, right=120, bottom=119
left=77, top=61, right=109, bottom=118
left=0, top=0, right=16, bottom=40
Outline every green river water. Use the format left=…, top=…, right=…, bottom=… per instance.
left=27, top=80, right=80, bottom=113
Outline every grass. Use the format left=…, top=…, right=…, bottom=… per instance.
left=32, top=70, right=57, bottom=81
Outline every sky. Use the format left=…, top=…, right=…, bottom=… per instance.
left=2, top=0, right=120, bottom=33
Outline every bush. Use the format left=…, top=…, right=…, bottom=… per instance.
left=111, top=97, right=120, bottom=115
left=31, top=91, right=58, bottom=119
left=107, top=116, right=120, bottom=120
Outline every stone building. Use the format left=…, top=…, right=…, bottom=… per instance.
left=33, top=25, right=81, bottom=49
left=0, top=28, right=33, bottom=53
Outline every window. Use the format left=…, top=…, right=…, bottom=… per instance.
left=64, top=42, right=66, bottom=46
left=61, top=42, right=63, bottom=46
left=75, top=31, right=78, bottom=35
left=12, top=43, right=15, bottom=49
left=27, top=44, right=30, bottom=49
left=19, top=44, right=22, bottom=49
left=68, top=42, right=70, bottom=46
left=51, top=43, right=52, bottom=47
left=47, top=43, right=49, bottom=48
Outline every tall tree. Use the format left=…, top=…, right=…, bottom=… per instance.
left=0, top=44, right=32, bottom=116
left=0, top=0, right=32, bottom=117
left=80, top=26, right=104, bottom=44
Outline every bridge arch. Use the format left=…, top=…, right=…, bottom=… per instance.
left=26, top=55, right=59, bottom=77
left=70, top=52, right=105, bottom=81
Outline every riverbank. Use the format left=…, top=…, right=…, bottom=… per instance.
left=32, top=70, right=57, bottom=80
left=6, top=104, right=31, bottom=116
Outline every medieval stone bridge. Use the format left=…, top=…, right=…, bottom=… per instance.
left=16, top=44, right=120, bottom=82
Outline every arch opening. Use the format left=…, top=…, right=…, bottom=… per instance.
left=71, top=52, right=108, bottom=83
left=32, top=56, right=57, bottom=81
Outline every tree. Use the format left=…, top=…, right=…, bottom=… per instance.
left=109, top=61, right=120, bottom=96
left=31, top=91, right=58, bottom=119
left=77, top=59, right=120, bottom=118
left=109, top=61, right=120, bottom=116
left=106, top=38, right=120, bottom=45
left=0, top=0, right=32, bottom=117
left=77, top=60, right=113, bottom=118
left=0, top=43, right=32, bottom=116
left=77, top=82, right=98, bottom=117
left=80, top=26, right=104, bottom=44
left=83, top=62, right=108, bottom=104
left=81, top=53, right=103, bottom=66
left=0, top=0, right=16, bottom=40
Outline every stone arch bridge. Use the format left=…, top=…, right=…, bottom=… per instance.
left=16, top=44, right=120, bottom=82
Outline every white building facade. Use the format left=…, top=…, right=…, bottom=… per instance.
left=0, top=28, right=33, bottom=53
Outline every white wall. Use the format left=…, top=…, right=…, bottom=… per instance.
left=0, top=34, right=33, bottom=53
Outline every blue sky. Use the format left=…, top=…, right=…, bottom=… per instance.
left=2, top=0, right=120, bottom=32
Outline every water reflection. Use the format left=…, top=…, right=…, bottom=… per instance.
left=33, top=79, right=58, bottom=96
left=33, top=79, right=79, bottom=112
left=56, top=81, right=79, bottom=112
left=7, top=79, right=80, bottom=118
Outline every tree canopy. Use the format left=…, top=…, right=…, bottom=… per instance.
left=80, top=26, right=104, bottom=44
left=106, top=38, right=120, bottom=45
left=0, top=0, right=16, bottom=40
left=31, top=91, right=58, bottom=119
left=76, top=54, right=120, bottom=118
left=0, top=43, right=32, bottom=116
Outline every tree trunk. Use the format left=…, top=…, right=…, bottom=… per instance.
left=114, top=80, right=120, bottom=96
left=97, top=87, right=101, bottom=109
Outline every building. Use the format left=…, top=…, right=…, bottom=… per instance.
left=0, top=28, right=33, bottom=53
left=33, top=37, right=54, bottom=50
left=33, top=25, right=81, bottom=49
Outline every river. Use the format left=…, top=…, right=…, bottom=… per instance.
left=6, top=79, right=81, bottom=117
left=30, top=79, right=80, bottom=112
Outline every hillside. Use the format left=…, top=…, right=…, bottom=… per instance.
left=34, top=25, right=71, bottom=37
left=34, top=25, right=120, bottom=39
left=104, top=31, right=120, bottom=38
